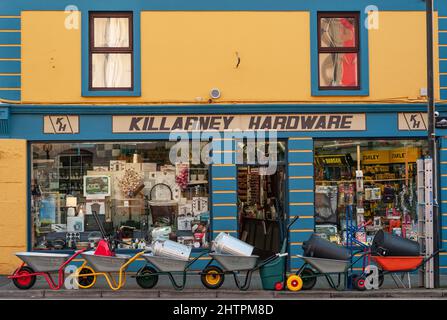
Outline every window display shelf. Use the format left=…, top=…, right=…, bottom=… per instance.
left=316, top=180, right=356, bottom=183
left=316, top=178, right=410, bottom=184
left=364, top=178, right=410, bottom=183
left=115, top=205, right=144, bottom=208
left=188, top=180, right=208, bottom=185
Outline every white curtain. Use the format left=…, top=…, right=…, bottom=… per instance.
left=94, top=17, right=129, bottom=48
left=92, top=18, right=131, bottom=88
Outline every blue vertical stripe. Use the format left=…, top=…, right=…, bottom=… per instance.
left=287, top=138, right=315, bottom=271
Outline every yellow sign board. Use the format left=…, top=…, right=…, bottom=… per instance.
left=389, top=148, right=420, bottom=164
left=361, top=150, right=390, bottom=164
left=362, top=148, right=420, bottom=165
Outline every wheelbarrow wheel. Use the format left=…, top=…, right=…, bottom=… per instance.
left=12, top=266, right=36, bottom=290
left=353, top=275, right=367, bottom=291
left=286, top=275, right=303, bottom=291
left=136, top=266, right=159, bottom=289
left=75, top=266, right=96, bottom=289
left=201, top=266, right=225, bottom=289
left=301, top=268, right=317, bottom=290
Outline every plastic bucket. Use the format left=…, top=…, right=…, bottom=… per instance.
left=260, top=257, right=285, bottom=290
left=371, top=230, right=420, bottom=256
left=152, top=240, right=191, bottom=261
left=212, top=232, right=254, bottom=256
left=302, top=234, right=351, bottom=261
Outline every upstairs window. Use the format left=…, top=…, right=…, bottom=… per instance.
left=89, top=12, right=133, bottom=90
left=318, top=13, right=360, bottom=90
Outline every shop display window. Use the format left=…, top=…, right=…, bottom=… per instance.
left=314, top=139, right=428, bottom=245
left=31, top=142, right=210, bottom=251
left=236, top=140, right=287, bottom=258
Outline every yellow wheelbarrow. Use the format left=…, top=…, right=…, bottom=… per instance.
left=74, top=250, right=147, bottom=290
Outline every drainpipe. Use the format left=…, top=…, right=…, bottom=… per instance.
left=426, top=0, right=439, bottom=288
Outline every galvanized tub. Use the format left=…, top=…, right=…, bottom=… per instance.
left=212, top=232, right=254, bottom=257
left=143, top=254, right=189, bottom=272
left=81, top=251, right=131, bottom=272
left=210, top=253, right=259, bottom=271
left=298, top=255, right=350, bottom=274
left=15, top=252, right=70, bottom=272
left=152, top=240, right=191, bottom=261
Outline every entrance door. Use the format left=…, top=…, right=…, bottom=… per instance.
left=236, top=141, right=286, bottom=259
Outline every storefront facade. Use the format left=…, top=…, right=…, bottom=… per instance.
left=0, top=107, right=444, bottom=274
left=0, top=0, right=447, bottom=277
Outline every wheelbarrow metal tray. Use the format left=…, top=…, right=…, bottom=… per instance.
left=15, top=252, right=70, bottom=272
left=81, top=251, right=131, bottom=272
left=143, top=254, right=189, bottom=272
left=210, top=253, right=259, bottom=271
left=372, top=256, right=424, bottom=272
left=300, top=255, right=350, bottom=274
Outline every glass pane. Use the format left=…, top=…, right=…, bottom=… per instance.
left=319, top=53, right=358, bottom=88
left=92, top=53, right=132, bottom=88
left=31, top=142, right=211, bottom=250
left=314, top=139, right=429, bottom=245
left=94, top=17, right=130, bottom=48
left=320, top=17, right=357, bottom=48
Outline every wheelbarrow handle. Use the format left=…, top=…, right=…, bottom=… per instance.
left=256, top=252, right=287, bottom=269
left=423, top=249, right=444, bottom=263
left=287, top=216, right=300, bottom=231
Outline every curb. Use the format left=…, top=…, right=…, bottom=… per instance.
left=0, top=289, right=447, bottom=299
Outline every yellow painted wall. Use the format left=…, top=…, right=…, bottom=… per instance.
left=0, top=140, right=27, bottom=275
left=368, top=11, right=440, bottom=101
left=21, top=11, right=439, bottom=104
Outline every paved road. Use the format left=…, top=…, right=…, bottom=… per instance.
left=2, top=272, right=447, bottom=299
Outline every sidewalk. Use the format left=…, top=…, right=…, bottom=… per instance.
left=2, top=273, right=447, bottom=299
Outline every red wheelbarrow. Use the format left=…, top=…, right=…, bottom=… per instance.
left=8, top=249, right=87, bottom=290
left=370, top=250, right=442, bottom=289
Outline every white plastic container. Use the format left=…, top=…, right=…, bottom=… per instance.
left=152, top=239, right=191, bottom=261
left=212, top=232, right=254, bottom=257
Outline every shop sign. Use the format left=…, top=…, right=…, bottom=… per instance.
left=389, top=147, right=420, bottom=163
left=44, top=115, right=79, bottom=134
left=398, top=113, right=427, bottom=131
left=315, top=155, right=352, bottom=167
left=112, top=114, right=366, bottom=133
left=362, top=150, right=390, bottom=164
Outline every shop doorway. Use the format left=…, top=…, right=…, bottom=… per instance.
left=236, top=140, right=287, bottom=259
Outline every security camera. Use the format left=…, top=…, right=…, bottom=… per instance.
left=435, top=111, right=440, bottom=117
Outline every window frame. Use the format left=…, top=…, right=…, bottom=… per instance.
left=88, top=11, right=134, bottom=91
left=317, top=12, right=361, bottom=91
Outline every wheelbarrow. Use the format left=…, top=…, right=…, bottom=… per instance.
left=367, top=250, right=443, bottom=289
left=9, top=249, right=86, bottom=290
left=134, top=251, right=208, bottom=290
left=74, top=249, right=147, bottom=290
left=201, top=215, right=297, bottom=291
left=201, top=252, right=287, bottom=291
left=291, top=252, right=367, bottom=291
